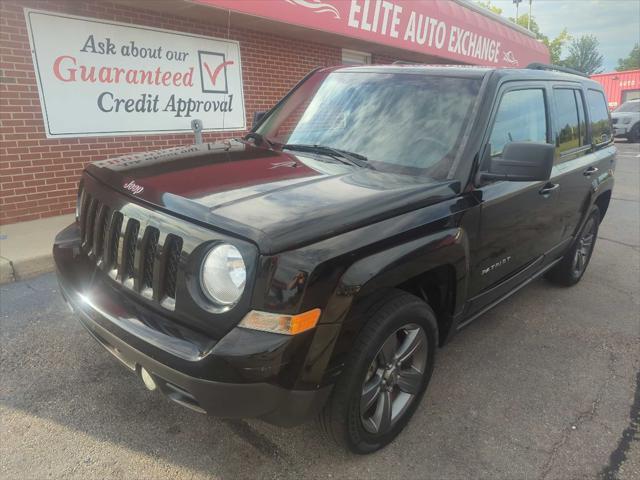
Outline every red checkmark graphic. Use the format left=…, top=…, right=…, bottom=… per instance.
left=203, top=60, right=234, bottom=87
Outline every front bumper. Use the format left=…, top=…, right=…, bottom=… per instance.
left=54, top=223, right=331, bottom=426
left=613, top=125, right=630, bottom=137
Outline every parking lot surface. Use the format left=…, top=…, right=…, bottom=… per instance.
left=1, top=141, right=638, bottom=480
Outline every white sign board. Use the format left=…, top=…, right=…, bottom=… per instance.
left=25, top=9, right=246, bottom=138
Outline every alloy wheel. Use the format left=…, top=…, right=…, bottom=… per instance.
left=360, top=324, right=428, bottom=435
left=572, top=217, right=596, bottom=276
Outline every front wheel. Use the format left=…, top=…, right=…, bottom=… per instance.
left=319, top=290, right=438, bottom=454
left=545, top=205, right=600, bottom=286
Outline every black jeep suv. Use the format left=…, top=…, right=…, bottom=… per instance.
left=54, top=64, right=615, bottom=453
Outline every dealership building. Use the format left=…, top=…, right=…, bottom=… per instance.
left=0, top=0, right=549, bottom=225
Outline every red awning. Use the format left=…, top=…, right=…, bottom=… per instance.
left=191, top=0, right=549, bottom=67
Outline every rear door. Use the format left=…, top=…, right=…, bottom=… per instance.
left=548, top=85, right=592, bottom=245
left=550, top=86, right=615, bottom=249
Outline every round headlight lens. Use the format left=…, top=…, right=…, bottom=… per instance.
left=200, top=244, right=246, bottom=306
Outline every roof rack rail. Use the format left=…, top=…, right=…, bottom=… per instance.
left=392, top=60, right=418, bottom=65
left=526, top=62, right=588, bottom=78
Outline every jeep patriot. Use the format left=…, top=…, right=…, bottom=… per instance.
left=54, top=64, right=616, bottom=453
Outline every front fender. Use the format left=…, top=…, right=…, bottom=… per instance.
left=331, top=226, right=469, bottom=317
left=295, top=226, right=472, bottom=387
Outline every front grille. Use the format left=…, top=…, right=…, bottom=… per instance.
left=79, top=192, right=183, bottom=310
left=611, top=118, right=618, bottom=124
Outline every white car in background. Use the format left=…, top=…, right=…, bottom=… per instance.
left=612, top=99, right=640, bottom=142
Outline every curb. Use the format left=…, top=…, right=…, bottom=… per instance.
left=0, top=213, right=73, bottom=286
left=0, top=254, right=55, bottom=285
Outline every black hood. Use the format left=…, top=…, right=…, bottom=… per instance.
left=86, top=141, right=460, bottom=254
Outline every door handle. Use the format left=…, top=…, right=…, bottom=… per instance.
left=583, top=166, right=599, bottom=177
left=539, top=183, right=560, bottom=196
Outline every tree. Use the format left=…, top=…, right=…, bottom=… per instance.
left=562, top=35, right=604, bottom=75
left=476, top=1, right=502, bottom=15
left=509, top=14, right=571, bottom=65
left=616, top=44, right=640, bottom=71
left=544, top=29, right=571, bottom=66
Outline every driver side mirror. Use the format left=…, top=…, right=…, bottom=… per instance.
left=480, top=142, right=554, bottom=182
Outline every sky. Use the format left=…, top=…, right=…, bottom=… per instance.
left=482, top=0, right=640, bottom=71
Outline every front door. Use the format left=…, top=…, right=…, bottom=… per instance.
left=467, top=83, right=565, bottom=314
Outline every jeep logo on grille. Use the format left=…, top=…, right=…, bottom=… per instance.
left=123, top=180, right=144, bottom=195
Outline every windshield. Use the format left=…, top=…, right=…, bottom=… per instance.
left=614, top=101, right=640, bottom=113
left=255, top=71, right=482, bottom=179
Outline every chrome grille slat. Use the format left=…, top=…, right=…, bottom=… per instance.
left=93, top=204, right=110, bottom=263
left=104, top=211, right=123, bottom=273
left=79, top=191, right=90, bottom=243
left=84, top=198, right=98, bottom=252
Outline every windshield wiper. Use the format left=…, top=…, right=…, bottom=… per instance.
left=283, top=144, right=373, bottom=169
left=244, top=132, right=276, bottom=149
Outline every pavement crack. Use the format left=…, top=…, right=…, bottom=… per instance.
left=611, top=197, right=640, bottom=204
left=600, top=363, right=640, bottom=480
left=540, top=348, right=617, bottom=480
left=598, top=236, right=640, bottom=252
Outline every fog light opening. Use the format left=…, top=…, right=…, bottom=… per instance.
left=140, top=367, right=157, bottom=391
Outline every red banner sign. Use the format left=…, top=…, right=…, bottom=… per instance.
left=192, top=0, right=549, bottom=67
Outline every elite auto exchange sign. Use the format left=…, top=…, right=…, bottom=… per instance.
left=25, top=9, right=246, bottom=138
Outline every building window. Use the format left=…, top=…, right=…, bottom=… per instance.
left=342, top=49, right=371, bottom=65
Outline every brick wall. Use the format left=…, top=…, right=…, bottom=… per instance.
left=0, top=0, right=350, bottom=225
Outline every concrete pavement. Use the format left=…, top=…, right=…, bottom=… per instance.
left=0, top=214, right=74, bottom=283
left=0, top=141, right=638, bottom=479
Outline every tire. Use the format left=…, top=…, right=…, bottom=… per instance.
left=545, top=205, right=600, bottom=286
left=319, top=290, right=438, bottom=454
left=628, top=123, right=640, bottom=143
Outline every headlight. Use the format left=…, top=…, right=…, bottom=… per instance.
left=200, top=244, right=246, bottom=306
left=622, top=117, right=632, bottom=124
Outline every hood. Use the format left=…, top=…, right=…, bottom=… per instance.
left=611, top=111, right=638, bottom=121
left=87, top=141, right=459, bottom=253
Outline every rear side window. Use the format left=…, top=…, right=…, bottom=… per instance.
left=553, top=88, right=587, bottom=154
left=587, top=89, right=612, bottom=145
left=489, top=89, right=547, bottom=156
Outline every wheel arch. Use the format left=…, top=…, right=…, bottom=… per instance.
left=594, top=189, right=612, bottom=222
left=310, top=227, right=470, bottom=386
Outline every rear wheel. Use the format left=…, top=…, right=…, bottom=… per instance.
left=319, top=290, right=438, bottom=454
left=545, top=205, right=600, bottom=286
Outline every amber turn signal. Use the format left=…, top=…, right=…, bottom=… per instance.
left=238, top=308, right=322, bottom=335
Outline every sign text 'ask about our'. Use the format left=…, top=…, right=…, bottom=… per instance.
left=25, top=9, right=246, bottom=138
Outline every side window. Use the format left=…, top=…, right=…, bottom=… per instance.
left=553, top=88, right=587, bottom=155
left=575, top=90, right=588, bottom=147
left=489, top=89, right=547, bottom=156
left=587, top=89, right=612, bottom=145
